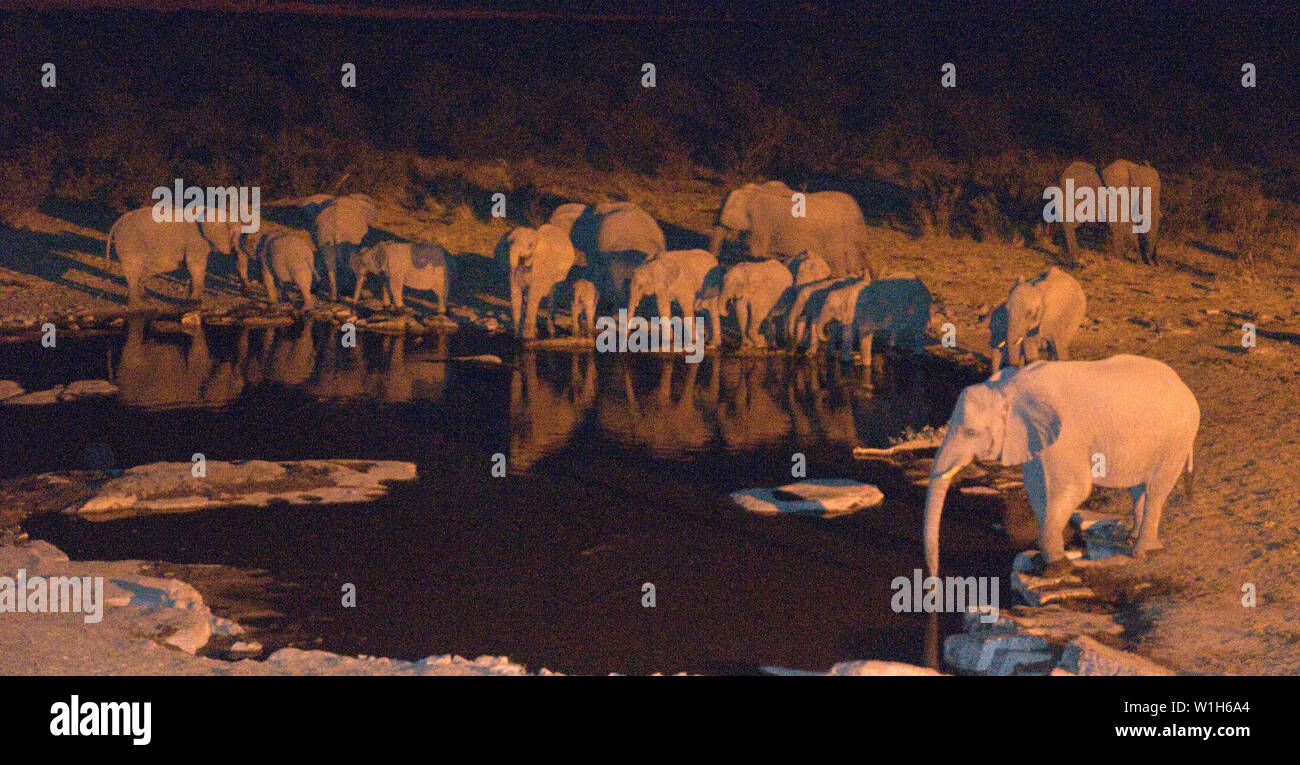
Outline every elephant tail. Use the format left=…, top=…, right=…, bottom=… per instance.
left=104, top=216, right=123, bottom=269
left=1182, top=450, right=1195, bottom=501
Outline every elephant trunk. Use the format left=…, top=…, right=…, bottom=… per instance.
left=923, top=443, right=972, bottom=577
left=708, top=225, right=728, bottom=258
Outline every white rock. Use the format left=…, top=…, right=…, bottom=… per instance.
left=730, top=479, right=884, bottom=518
left=4, top=386, right=63, bottom=405
left=59, top=379, right=120, bottom=400
left=1058, top=635, right=1174, bottom=676
left=944, top=631, right=1058, bottom=675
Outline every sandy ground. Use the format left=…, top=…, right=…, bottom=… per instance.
left=1, top=166, right=1298, bottom=675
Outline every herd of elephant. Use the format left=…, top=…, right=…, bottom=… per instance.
left=100, top=166, right=1199, bottom=580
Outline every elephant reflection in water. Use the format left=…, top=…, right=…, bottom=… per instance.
left=374, top=334, right=449, bottom=404
left=510, top=351, right=597, bottom=471
left=785, top=362, right=860, bottom=445
left=715, top=356, right=793, bottom=449
left=114, top=319, right=247, bottom=409
left=600, top=356, right=717, bottom=456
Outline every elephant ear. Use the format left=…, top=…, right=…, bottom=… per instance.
left=1000, top=392, right=1061, bottom=466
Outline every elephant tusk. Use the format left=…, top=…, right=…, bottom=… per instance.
left=937, top=464, right=964, bottom=482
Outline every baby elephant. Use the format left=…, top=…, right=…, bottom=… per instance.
left=352, top=241, right=451, bottom=313
left=850, top=273, right=932, bottom=366
left=238, top=230, right=317, bottom=310
left=990, top=266, right=1086, bottom=372
left=570, top=278, right=598, bottom=337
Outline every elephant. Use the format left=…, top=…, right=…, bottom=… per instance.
left=237, top=230, right=317, bottom=310
left=785, top=274, right=866, bottom=352
left=627, top=248, right=722, bottom=340
left=305, top=193, right=378, bottom=301
left=708, top=181, right=880, bottom=278
left=804, top=275, right=872, bottom=357
left=501, top=224, right=577, bottom=339
left=711, top=260, right=795, bottom=350
left=923, top=354, right=1199, bottom=577
left=105, top=207, right=242, bottom=308
left=790, top=250, right=832, bottom=285
left=1058, top=160, right=1161, bottom=266
left=570, top=278, right=598, bottom=337
left=850, top=273, right=932, bottom=368
left=989, top=267, right=1087, bottom=372
left=351, top=240, right=450, bottom=314
left=549, top=201, right=666, bottom=306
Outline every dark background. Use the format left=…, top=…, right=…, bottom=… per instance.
left=2, top=1, right=1299, bottom=244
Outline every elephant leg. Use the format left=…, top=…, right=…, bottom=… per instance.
left=1054, top=333, right=1070, bottom=361
left=297, top=270, right=316, bottom=311
left=352, top=268, right=367, bottom=304
left=858, top=329, right=874, bottom=369
left=1132, top=462, right=1182, bottom=558
left=839, top=322, right=854, bottom=364
left=570, top=298, right=581, bottom=336
left=737, top=300, right=753, bottom=347
left=187, top=251, right=208, bottom=303
left=1038, top=464, right=1091, bottom=569
left=522, top=287, right=544, bottom=340
left=236, top=251, right=252, bottom=295
left=324, top=244, right=339, bottom=301
left=510, top=272, right=524, bottom=337
left=262, top=263, right=280, bottom=305
left=707, top=306, right=721, bottom=349
left=1129, top=486, right=1147, bottom=540
left=389, top=274, right=405, bottom=310
left=1061, top=223, right=1079, bottom=266
left=125, top=271, right=147, bottom=309
left=544, top=287, right=557, bottom=337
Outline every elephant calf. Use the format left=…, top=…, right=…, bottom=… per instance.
left=714, top=260, right=795, bottom=349
left=238, top=230, right=317, bottom=310
left=570, top=278, right=598, bottom=337
left=806, top=275, right=872, bottom=357
left=627, top=248, right=721, bottom=331
left=351, top=241, right=451, bottom=314
left=989, top=266, right=1086, bottom=372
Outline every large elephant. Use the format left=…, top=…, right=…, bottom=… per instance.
left=1059, top=160, right=1161, bottom=266
left=627, top=248, right=721, bottom=337
left=710, top=260, right=795, bottom=349
left=502, top=223, right=576, bottom=339
left=549, top=201, right=666, bottom=306
left=238, top=229, right=317, bottom=310
left=990, top=267, right=1086, bottom=372
left=305, top=193, right=378, bottom=301
left=351, top=240, right=450, bottom=313
left=708, top=181, right=879, bottom=278
left=923, top=355, right=1199, bottom=577
left=850, top=273, right=932, bottom=368
left=105, top=207, right=242, bottom=308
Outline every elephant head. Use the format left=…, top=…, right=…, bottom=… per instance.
left=197, top=217, right=241, bottom=257
left=709, top=184, right=762, bottom=256
left=1003, top=276, right=1045, bottom=367
left=923, top=371, right=1061, bottom=576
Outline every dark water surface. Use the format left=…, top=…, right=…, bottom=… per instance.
left=3, top=320, right=1022, bottom=674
